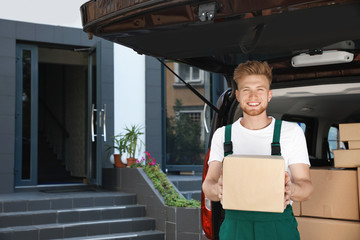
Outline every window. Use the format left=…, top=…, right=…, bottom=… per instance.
left=328, top=126, right=346, bottom=158
left=166, top=108, right=205, bottom=166
left=178, top=110, right=204, bottom=141
left=165, top=61, right=211, bottom=170
left=174, top=63, right=204, bottom=84
left=281, top=115, right=318, bottom=157
left=180, top=111, right=201, bottom=123
left=298, top=122, right=306, bottom=132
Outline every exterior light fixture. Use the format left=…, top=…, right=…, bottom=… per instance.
left=291, top=50, right=354, bottom=67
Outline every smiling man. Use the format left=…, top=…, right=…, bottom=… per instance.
left=202, top=61, right=313, bottom=240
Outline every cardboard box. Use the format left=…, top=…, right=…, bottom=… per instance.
left=339, top=123, right=360, bottom=141
left=333, top=149, right=360, bottom=168
left=358, top=168, right=360, bottom=215
left=349, top=141, right=360, bottom=149
left=222, top=155, right=284, bottom=213
left=296, top=217, right=360, bottom=240
left=292, top=201, right=301, bottom=216
left=301, top=168, right=359, bottom=220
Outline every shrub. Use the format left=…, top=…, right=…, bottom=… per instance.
left=142, top=164, right=200, bottom=208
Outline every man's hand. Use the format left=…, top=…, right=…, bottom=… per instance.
left=284, top=171, right=292, bottom=209
left=284, top=164, right=313, bottom=208
left=202, top=161, right=223, bottom=202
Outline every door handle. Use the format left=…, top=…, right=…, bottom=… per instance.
left=203, top=104, right=209, bottom=134
left=102, top=104, right=107, bottom=142
left=91, top=104, right=97, bottom=142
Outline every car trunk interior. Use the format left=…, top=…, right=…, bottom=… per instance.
left=81, top=0, right=360, bottom=86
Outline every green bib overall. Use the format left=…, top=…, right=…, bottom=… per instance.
left=219, top=119, right=300, bottom=240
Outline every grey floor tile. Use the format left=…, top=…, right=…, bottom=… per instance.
left=86, top=222, right=109, bottom=236
left=58, top=211, right=80, bottom=223
left=0, top=214, right=33, bottom=227
left=114, top=195, right=136, bottom=205
left=33, top=212, right=57, bottom=225
left=73, top=198, right=94, bottom=208
left=94, top=197, right=114, bottom=207
left=79, top=209, right=101, bottom=222
left=28, top=200, right=51, bottom=211
left=109, top=220, right=132, bottom=234
left=3, top=201, right=27, bottom=213
left=39, top=227, right=63, bottom=240
left=51, top=199, right=72, bottom=210
left=11, top=226, right=39, bottom=240
left=63, top=224, right=88, bottom=238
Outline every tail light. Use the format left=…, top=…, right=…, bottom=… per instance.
left=201, top=149, right=214, bottom=239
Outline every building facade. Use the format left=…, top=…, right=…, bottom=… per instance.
left=0, top=19, right=114, bottom=193
left=0, top=16, right=225, bottom=194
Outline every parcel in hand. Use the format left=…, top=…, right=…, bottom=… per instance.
left=222, top=155, right=285, bottom=213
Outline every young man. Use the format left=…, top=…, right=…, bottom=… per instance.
left=202, top=61, right=313, bottom=239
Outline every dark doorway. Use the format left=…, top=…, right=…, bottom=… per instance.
left=37, top=47, right=88, bottom=184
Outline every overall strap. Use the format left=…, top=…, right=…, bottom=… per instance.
left=224, top=124, right=233, bottom=156
left=224, top=119, right=282, bottom=156
left=271, top=119, right=282, bottom=156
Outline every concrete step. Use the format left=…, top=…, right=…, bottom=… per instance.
left=0, top=205, right=146, bottom=227
left=171, top=179, right=202, bottom=192
left=0, top=191, right=137, bottom=213
left=168, top=175, right=202, bottom=201
left=53, top=230, right=164, bottom=240
left=180, top=191, right=201, bottom=201
left=0, top=217, right=156, bottom=239
left=0, top=190, right=164, bottom=240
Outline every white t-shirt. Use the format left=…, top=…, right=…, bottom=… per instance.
left=208, top=117, right=310, bottom=172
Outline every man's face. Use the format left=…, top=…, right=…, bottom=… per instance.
left=235, top=74, right=272, bottom=117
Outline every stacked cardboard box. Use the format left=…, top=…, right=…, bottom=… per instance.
left=296, top=217, right=360, bottom=240
left=333, top=123, right=360, bottom=168
left=296, top=124, right=360, bottom=239
left=296, top=168, right=360, bottom=240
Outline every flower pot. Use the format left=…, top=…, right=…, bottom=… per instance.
left=127, top=158, right=137, bottom=167
left=114, top=154, right=126, bottom=168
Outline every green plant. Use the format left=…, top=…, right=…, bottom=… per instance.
left=106, top=133, right=127, bottom=156
left=141, top=162, right=200, bottom=208
left=124, top=124, right=144, bottom=158
left=130, top=151, right=156, bottom=168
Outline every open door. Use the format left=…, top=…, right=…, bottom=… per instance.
left=15, top=44, right=39, bottom=186
left=15, top=42, right=105, bottom=187
left=87, top=42, right=104, bottom=185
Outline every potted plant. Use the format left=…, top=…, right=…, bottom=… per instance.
left=106, top=134, right=127, bottom=168
left=124, top=124, right=144, bottom=167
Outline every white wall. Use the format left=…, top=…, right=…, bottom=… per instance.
left=114, top=44, right=146, bottom=161
left=1, top=0, right=147, bottom=160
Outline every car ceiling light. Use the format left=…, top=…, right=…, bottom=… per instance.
left=291, top=50, right=354, bottom=67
